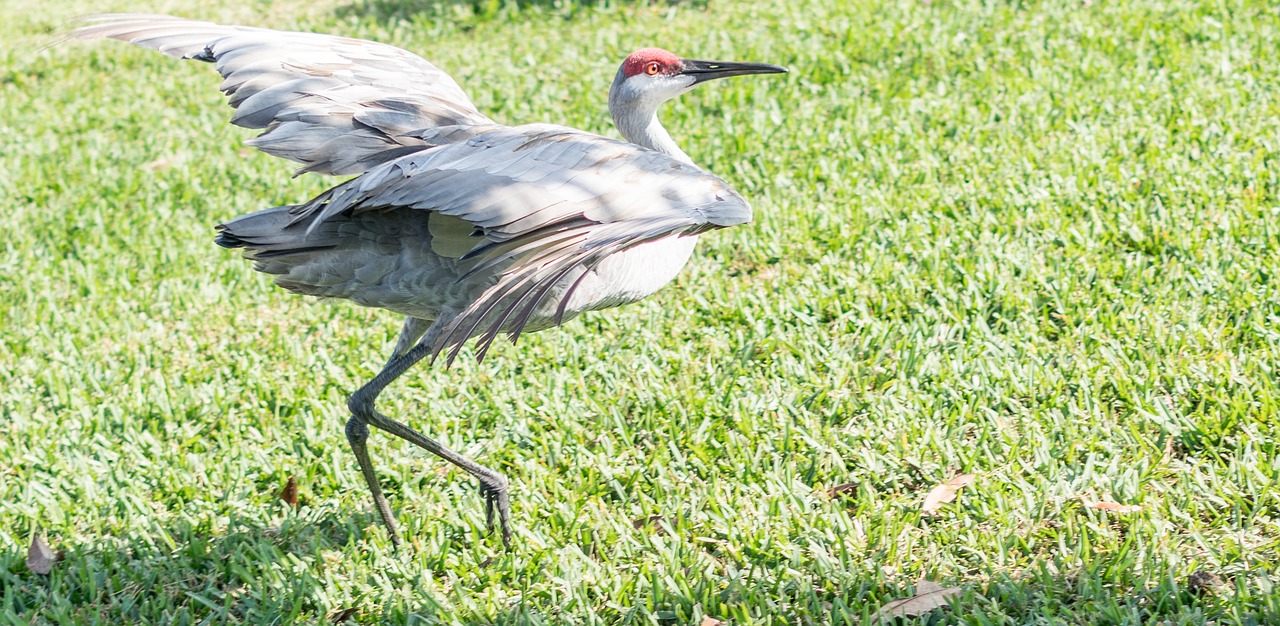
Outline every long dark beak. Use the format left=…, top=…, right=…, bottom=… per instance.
left=680, top=58, right=788, bottom=84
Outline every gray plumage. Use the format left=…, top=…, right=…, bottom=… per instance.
left=71, top=13, right=491, bottom=175
left=67, top=14, right=786, bottom=547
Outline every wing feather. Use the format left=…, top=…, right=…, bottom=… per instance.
left=67, top=14, right=495, bottom=175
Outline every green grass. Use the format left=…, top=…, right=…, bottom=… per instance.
left=3, top=0, right=1280, bottom=623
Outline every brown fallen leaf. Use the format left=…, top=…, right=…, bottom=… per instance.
left=921, top=473, right=976, bottom=515
left=27, top=533, right=59, bottom=575
left=632, top=514, right=666, bottom=530
left=827, top=483, right=857, bottom=498
left=330, top=607, right=359, bottom=623
left=699, top=617, right=723, bottom=626
left=279, top=476, right=299, bottom=508
left=1081, top=497, right=1140, bottom=513
left=1186, top=570, right=1221, bottom=596
left=143, top=156, right=174, bottom=170
left=873, top=580, right=961, bottom=620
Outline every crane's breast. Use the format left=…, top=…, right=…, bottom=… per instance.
left=553, top=233, right=702, bottom=319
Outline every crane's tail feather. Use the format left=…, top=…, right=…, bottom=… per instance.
left=215, top=205, right=316, bottom=251
left=215, top=205, right=348, bottom=293
left=215, top=205, right=471, bottom=313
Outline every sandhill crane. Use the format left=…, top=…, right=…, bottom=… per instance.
left=68, top=14, right=786, bottom=548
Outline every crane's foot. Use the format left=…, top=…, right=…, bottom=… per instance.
left=345, top=415, right=405, bottom=549
left=348, top=399, right=514, bottom=549
left=478, top=472, right=512, bottom=547
left=345, top=340, right=515, bottom=550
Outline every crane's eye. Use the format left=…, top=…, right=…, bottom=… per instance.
left=645, top=61, right=661, bottom=75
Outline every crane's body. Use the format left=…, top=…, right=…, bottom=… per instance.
left=67, top=14, right=786, bottom=547
left=221, top=122, right=749, bottom=362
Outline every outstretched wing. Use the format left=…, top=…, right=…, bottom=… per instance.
left=67, top=14, right=495, bottom=175
left=287, top=124, right=752, bottom=363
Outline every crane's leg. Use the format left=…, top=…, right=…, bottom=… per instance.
left=343, top=322, right=512, bottom=548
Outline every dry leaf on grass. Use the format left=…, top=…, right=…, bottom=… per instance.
left=1081, top=497, right=1140, bottom=513
left=27, top=533, right=59, bottom=575
left=329, top=607, right=359, bottom=623
left=921, top=473, right=976, bottom=515
left=632, top=514, right=666, bottom=529
left=1186, top=570, right=1222, bottom=596
left=143, top=156, right=174, bottom=170
left=699, top=617, right=724, bottom=626
left=873, top=580, right=961, bottom=620
left=279, top=476, right=299, bottom=508
left=632, top=515, right=674, bottom=536
left=827, top=483, right=857, bottom=498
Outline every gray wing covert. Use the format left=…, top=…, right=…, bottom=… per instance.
left=290, top=125, right=753, bottom=362
left=69, top=14, right=495, bottom=175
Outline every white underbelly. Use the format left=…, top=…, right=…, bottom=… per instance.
left=559, top=234, right=700, bottom=315
left=325, top=232, right=701, bottom=336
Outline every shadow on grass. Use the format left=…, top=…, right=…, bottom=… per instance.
left=0, top=508, right=531, bottom=623
left=3, top=512, right=377, bottom=623
left=334, top=0, right=708, bottom=24
left=4, top=510, right=1260, bottom=623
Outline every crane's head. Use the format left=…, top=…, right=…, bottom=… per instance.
left=609, top=48, right=787, bottom=132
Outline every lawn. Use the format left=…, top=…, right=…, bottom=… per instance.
left=2, top=0, right=1279, bottom=623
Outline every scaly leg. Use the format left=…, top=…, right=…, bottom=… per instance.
left=343, top=319, right=512, bottom=548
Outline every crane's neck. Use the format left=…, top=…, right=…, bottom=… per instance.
left=608, top=73, right=695, bottom=165
left=612, top=109, right=693, bottom=165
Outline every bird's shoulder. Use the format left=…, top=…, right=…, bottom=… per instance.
left=380, top=123, right=750, bottom=222
left=295, top=123, right=752, bottom=250
left=456, top=123, right=703, bottom=174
